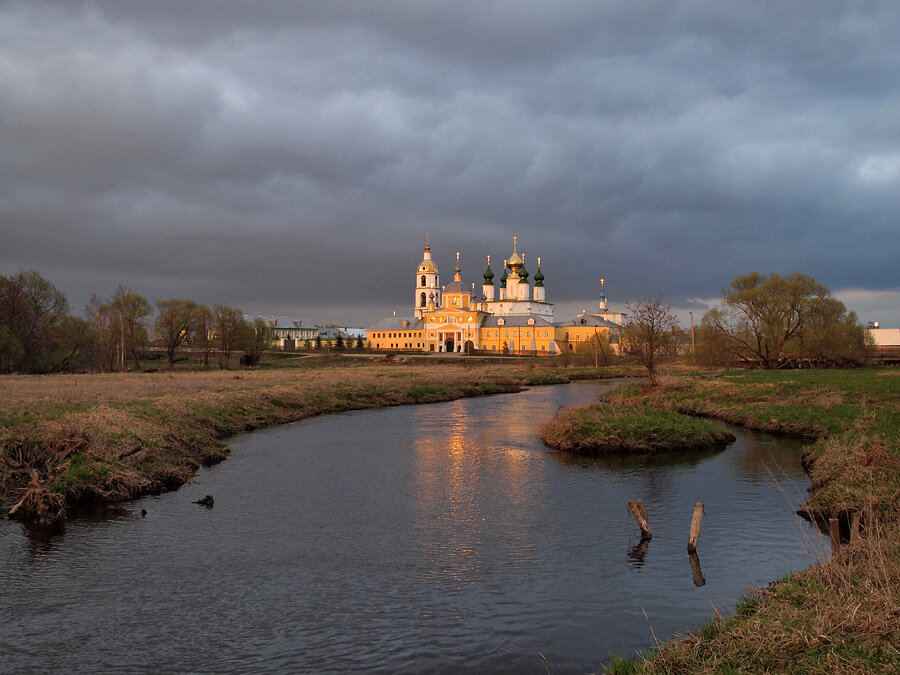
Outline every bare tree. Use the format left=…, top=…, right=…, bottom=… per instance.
left=85, top=295, right=118, bottom=371
left=110, top=286, right=151, bottom=370
left=213, top=304, right=243, bottom=369
left=193, top=305, right=215, bottom=369
left=622, top=298, right=677, bottom=386
left=154, top=299, right=200, bottom=368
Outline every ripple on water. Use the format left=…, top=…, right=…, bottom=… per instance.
left=0, top=381, right=825, bottom=673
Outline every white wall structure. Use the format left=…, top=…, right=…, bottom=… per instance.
left=414, top=235, right=441, bottom=319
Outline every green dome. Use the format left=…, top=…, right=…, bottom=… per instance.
left=518, top=266, right=529, bottom=280
left=534, top=266, right=544, bottom=287
left=483, top=265, right=494, bottom=283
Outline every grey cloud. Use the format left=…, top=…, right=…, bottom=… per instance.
left=2, top=1, right=900, bottom=327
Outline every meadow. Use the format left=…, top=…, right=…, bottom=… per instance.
left=0, top=356, right=635, bottom=521
left=606, top=368, right=900, bottom=674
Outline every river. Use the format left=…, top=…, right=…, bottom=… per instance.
left=1, top=380, right=826, bottom=673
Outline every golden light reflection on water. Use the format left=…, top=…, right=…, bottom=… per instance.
left=409, top=399, right=545, bottom=596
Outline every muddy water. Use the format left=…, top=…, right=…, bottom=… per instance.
left=1, top=381, right=826, bottom=673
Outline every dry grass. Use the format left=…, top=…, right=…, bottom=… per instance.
left=604, top=368, right=900, bottom=674
left=0, top=359, right=630, bottom=521
left=620, top=516, right=900, bottom=674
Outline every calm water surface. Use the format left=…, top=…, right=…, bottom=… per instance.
left=1, top=381, right=826, bottom=673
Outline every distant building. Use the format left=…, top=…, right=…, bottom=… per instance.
left=868, top=326, right=900, bottom=363
left=367, top=237, right=626, bottom=355
left=263, top=316, right=318, bottom=349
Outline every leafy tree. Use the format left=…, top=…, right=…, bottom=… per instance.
left=47, top=316, right=94, bottom=372
left=213, top=304, right=243, bottom=369
left=702, top=272, right=867, bottom=368
left=695, top=321, right=739, bottom=369
left=303, top=339, right=312, bottom=351
left=154, top=299, right=200, bottom=368
left=0, top=270, right=69, bottom=373
left=314, top=334, right=322, bottom=350
left=240, top=317, right=273, bottom=366
left=355, top=335, right=364, bottom=350
left=109, top=285, right=151, bottom=370
left=621, top=298, right=677, bottom=386
left=793, top=301, right=869, bottom=364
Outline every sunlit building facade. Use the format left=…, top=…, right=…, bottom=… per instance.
left=367, top=237, right=624, bottom=355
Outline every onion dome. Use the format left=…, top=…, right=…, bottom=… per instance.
left=483, top=255, right=494, bottom=284
left=506, top=236, right=524, bottom=274
left=418, top=234, right=439, bottom=274
left=518, top=265, right=529, bottom=280
left=500, top=263, right=508, bottom=288
left=534, top=256, right=544, bottom=287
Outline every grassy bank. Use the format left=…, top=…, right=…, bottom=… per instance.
left=539, top=403, right=735, bottom=456
left=0, top=358, right=636, bottom=521
left=605, top=368, right=900, bottom=674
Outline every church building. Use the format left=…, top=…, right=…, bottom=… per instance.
left=367, top=237, right=624, bottom=355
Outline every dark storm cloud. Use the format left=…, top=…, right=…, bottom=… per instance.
left=2, top=1, right=899, bottom=325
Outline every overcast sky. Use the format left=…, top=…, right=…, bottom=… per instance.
left=2, top=1, right=899, bottom=327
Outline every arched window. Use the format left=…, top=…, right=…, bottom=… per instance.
left=420, top=292, right=426, bottom=307
left=421, top=275, right=426, bottom=287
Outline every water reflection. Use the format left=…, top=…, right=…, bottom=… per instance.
left=688, top=550, right=706, bottom=587
left=20, top=520, right=66, bottom=557
left=628, top=538, right=650, bottom=569
left=0, top=381, right=826, bottom=674
left=409, top=399, right=545, bottom=597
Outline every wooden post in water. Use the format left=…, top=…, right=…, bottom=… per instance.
left=628, top=500, right=652, bottom=540
left=829, top=517, right=841, bottom=556
left=687, top=502, right=704, bottom=552
left=850, top=512, right=861, bottom=543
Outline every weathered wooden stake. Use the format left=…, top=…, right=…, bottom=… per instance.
left=687, top=502, right=704, bottom=552
left=850, top=512, right=861, bottom=543
left=628, top=500, right=652, bottom=540
left=829, top=517, right=841, bottom=556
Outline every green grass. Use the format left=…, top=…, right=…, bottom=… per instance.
left=540, top=403, right=735, bottom=455
left=601, top=367, right=900, bottom=674
left=48, top=453, right=117, bottom=493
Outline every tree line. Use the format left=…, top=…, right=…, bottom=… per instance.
left=0, top=270, right=273, bottom=373
left=1, top=268, right=872, bottom=375
left=618, top=272, right=871, bottom=384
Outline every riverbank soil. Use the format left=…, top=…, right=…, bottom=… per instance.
left=0, top=359, right=637, bottom=521
left=606, top=368, right=900, bottom=674
left=540, top=403, right=735, bottom=456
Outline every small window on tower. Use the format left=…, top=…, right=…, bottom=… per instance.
left=421, top=275, right=426, bottom=286
left=420, top=292, right=426, bottom=307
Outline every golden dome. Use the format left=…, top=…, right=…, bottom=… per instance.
left=506, top=236, right=524, bottom=272
left=419, top=258, right=438, bottom=273
left=418, top=235, right=439, bottom=273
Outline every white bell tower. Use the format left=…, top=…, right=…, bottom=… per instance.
left=414, top=234, right=440, bottom=319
